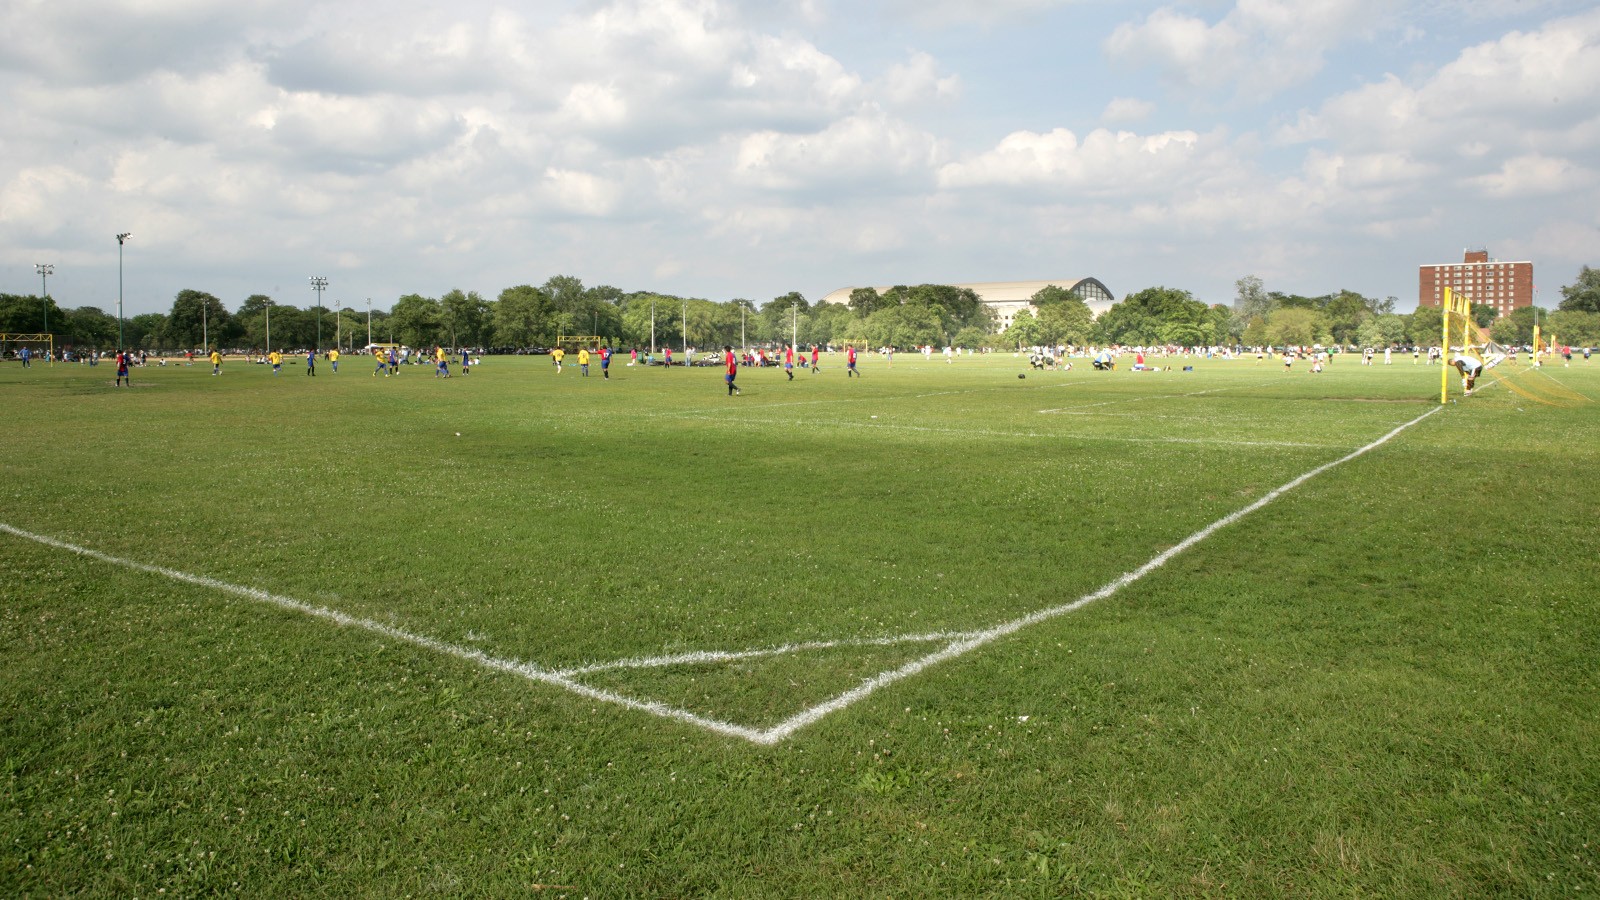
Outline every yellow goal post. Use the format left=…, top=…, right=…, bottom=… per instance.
left=1, top=332, right=54, bottom=365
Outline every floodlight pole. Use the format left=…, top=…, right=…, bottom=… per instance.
left=681, top=297, right=688, bottom=364
left=116, top=234, right=130, bottom=357
left=265, top=297, right=272, bottom=354
left=650, top=298, right=656, bottom=354
left=202, top=300, right=208, bottom=353
left=310, top=276, right=329, bottom=354
left=741, top=301, right=746, bottom=353
left=791, top=300, right=798, bottom=350
left=336, top=300, right=342, bottom=352
left=35, top=263, right=53, bottom=362
left=366, top=298, right=372, bottom=348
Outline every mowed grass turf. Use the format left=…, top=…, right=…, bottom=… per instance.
left=2, top=351, right=1597, bottom=896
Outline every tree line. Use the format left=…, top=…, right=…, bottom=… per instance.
left=4, top=267, right=1597, bottom=352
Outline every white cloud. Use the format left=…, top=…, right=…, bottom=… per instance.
left=1102, top=97, right=1155, bottom=124
left=937, top=127, right=1203, bottom=195
left=1105, top=0, right=1394, bottom=97
left=1469, top=154, right=1592, bottom=197
left=735, top=108, right=943, bottom=192
left=879, top=52, right=961, bottom=104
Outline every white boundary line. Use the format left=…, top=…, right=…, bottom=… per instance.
left=1, top=405, right=1442, bottom=746
left=0, top=523, right=770, bottom=744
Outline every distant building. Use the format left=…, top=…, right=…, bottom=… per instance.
left=1418, top=249, right=1532, bottom=318
left=818, top=278, right=1116, bottom=330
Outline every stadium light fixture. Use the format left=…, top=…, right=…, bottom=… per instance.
left=310, top=276, right=329, bottom=354
left=116, top=234, right=131, bottom=356
left=35, top=263, right=53, bottom=359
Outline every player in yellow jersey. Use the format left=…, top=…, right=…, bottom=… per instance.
left=329, top=348, right=339, bottom=373
left=577, top=347, right=590, bottom=377
left=552, top=347, right=565, bottom=373
left=209, top=349, right=222, bottom=375
left=268, top=350, right=281, bottom=375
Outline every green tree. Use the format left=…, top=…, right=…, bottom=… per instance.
left=1003, top=309, right=1042, bottom=348
left=1321, top=289, right=1373, bottom=345
left=1231, top=275, right=1272, bottom=338
left=1407, top=305, right=1442, bottom=346
left=1470, top=303, right=1497, bottom=328
left=1094, top=286, right=1208, bottom=346
left=1036, top=298, right=1094, bottom=346
left=1489, top=306, right=1544, bottom=345
left=848, top=288, right=885, bottom=317
left=440, top=289, right=490, bottom=348
left=1557, top=266, right=1600, bottom=313
left=1545, top=310, right=1600, bottom=347
left=1265, top=307, right=1324, bottom=347
left=391, top=294, right=442, bottom=348
left=166, top=289, right=235, bottom=350
left=495, top=285, right=554, bottom=347
left=0, top=293, right=63, bottom=335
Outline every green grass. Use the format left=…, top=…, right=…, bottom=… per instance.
left=3, top=352, right=1598, bottom=896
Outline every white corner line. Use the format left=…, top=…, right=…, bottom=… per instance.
left=0, top=523, right=767, bottom=744
left=1, top=404, right=1443, bottom=747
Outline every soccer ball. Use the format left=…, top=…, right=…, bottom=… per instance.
left=1018, top=373, right=1026, bottom=379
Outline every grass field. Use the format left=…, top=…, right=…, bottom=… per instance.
left=3, top=351, right=1598, bottom=897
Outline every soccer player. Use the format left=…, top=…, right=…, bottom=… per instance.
left=663, top=346, right=673, bottom=367
left=116, top=351, right=130, bottom=387
left=305, top=348, right=317, bottom=376
left=578, top=347, right=590, bottom=377
left=434, top=345, right=449, bottom=378
left=269, top=349, right=282, bottom=375
left=18, top=346, right=30, bottom=368
left=600, top=345, right=611, bottom=379
left=388, top=347, right=399, bottom=375
left=810, top=345, right=820, bottom=373
left=724, top=344, right=740, bottom=396
left=784, top=344, right=795, bottom=381
left=629, top=347, right=638, bottom=366
left=329, top=348, right=340, bottom=373
left=210, top=348, right=223, bottom=375
left=461, top=346, right=471, bottom=375
left=1449, top=352, right=1484, bottom=395
left=552, top=346, right=565, bottom=372
left=846, top=344, right=859, bottom=377
left=372, top=350, right=385, bottom=377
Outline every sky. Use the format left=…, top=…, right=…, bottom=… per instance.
left=2, top=0, right=1598, bottom=318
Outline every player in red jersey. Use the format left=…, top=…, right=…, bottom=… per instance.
left=846, top=344, right=859, bottom=378
left=723, top=345, right=740, bottom=396
left=784, top=344, right=795, bottom=381
left=810, top=345, right=820, bottom=373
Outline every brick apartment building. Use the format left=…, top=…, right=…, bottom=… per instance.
left=1418, top=249, right=1533, bottom=318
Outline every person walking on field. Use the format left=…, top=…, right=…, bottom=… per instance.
left=372, top=350, right=386, bottom=377
left=461, top=346, right=471, bottom=375
left=116, top=351, right=130, bottom=387
left=306, top=348, right=316, bottom=376
left=664, top=346, right=673, bottom=368
left=846, top=344, right=860, bottom=377
left=269, top=350, right=282, bottom=375
left=600, top=345, right=612, bottom=379
left=810, top=345, right=820, bottom=373
left=785, top=344, right=795, bottom=381
left=211, top=348, right=223, bottom=375
left=724, top=345, right=740, bottom=396
left=578, top=347, right=590, bottom=377
left=552, top=346, right=564, bottom=372
left=329, top=348, right=340, bottom=373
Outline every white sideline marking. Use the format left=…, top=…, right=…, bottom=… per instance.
left=0, top=405, right=1442, bottom=746
left=752, top=404, right=1445, bottom=743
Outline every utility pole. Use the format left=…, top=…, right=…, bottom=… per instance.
left=366, top=298, right=372, bottom=348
